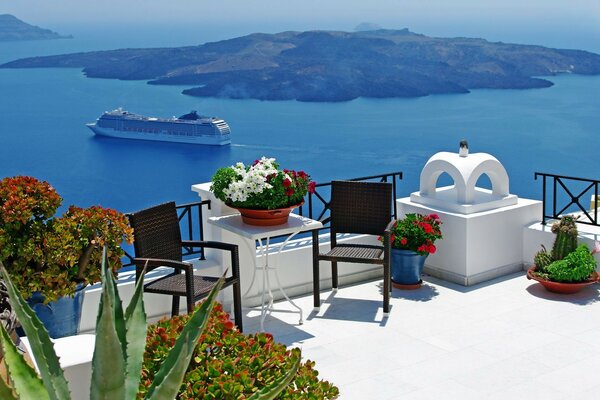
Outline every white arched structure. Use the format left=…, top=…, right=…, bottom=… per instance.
left=410, top=150, right=517, bottom=214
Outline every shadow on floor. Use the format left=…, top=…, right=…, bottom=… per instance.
left=243, top=312, right=316, bottom=344
left=525, top=282, right=600, bottom=305
left=306, top=290, right=389, bottom=326
left=384, top=281, right=440, bottom=302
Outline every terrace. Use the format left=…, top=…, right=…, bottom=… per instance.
left=4, top=145, right=600, bottom=399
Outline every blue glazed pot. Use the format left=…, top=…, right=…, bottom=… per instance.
left=391, top=249, right=427, bottom=285
left=26, top=283, right=86, bottom=338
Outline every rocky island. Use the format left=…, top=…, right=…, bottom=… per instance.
left=0, top=14, right=71, bottom=41
left=2, top=28, right=600, bottom=102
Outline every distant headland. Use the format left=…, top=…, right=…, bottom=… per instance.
left=0, top=14, right=72, bottom=41
left=2, top=28, right=600, bottom=102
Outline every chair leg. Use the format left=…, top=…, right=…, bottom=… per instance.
left=312, top=231, right=320, bottom=310
left=232, top=281, right=243, bottom=332
left=171, top=296, right=180, bottom=317
left=186, top=295, right=194, bottom=315
left=331, top=261, right=338, bottom=290
left=383, top=262, right=390, bottom=315
left=313, top=259, right=320, bottom=310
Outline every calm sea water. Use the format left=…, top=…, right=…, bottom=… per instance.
left=1, top=28, right=599, bottom=214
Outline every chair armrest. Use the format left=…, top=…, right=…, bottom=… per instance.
left=180, top=241, right=241, bottom=281
left=133, top=258, right=193, bottom=275
left=181, top=240, right=238, bottom=252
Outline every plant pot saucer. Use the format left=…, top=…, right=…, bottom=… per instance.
left=527, top=267, right=600, bottom=294
left=392, top=279, right=423, bottom=290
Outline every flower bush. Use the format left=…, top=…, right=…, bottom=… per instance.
left=382, top=213, right=443, bottom=255
left=139, top=303, right=339, bottom=399
left=0, top=176, right=133, bottom=302
left=211, top=157, right=316, bottom=210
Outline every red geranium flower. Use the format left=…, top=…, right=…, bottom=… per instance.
left=400, top=237, right=407, bottom=246
left=283, top=178, right=292, bottom=188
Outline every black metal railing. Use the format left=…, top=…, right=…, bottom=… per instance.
left=122, top=200, right=211, bottom=267
left=535, top=172, right=599, bottom=226
left=297, top=171, right=403, bottom=232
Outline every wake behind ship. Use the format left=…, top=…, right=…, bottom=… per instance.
left=86, top=109, right=231, bottom=145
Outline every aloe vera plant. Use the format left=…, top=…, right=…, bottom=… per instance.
left=0, top=249, right=299, bottom=399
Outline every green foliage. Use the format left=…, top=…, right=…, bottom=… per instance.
left=210, top=167, right=238, bottom=205
left=545, top=244, right=597, bottom=283
left=139, top=304, right=339, bottom=399
left=550, top=216, right=578, bottom=261
left=0, top=176, right=134, bottom=303
left=383, top=213, right=443, bottom=255
left=0, top=254, right=298, bottom=399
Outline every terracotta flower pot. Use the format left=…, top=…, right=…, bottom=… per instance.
left=526, top=266, right=600, bottom=294
left=233, top=202, right=303, bottom=226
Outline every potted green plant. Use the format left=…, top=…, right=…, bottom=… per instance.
left=0, top=176, right=133, bottom=337
left=382, top=213, right=443, bottom=289
left=211, top=156, right=316, bottom=226
left=528, top=216, right=600, bottom=293
left=0, top=254, right=302, bottom=399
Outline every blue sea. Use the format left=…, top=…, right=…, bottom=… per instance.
left=1, top=26, right=600, bottom=215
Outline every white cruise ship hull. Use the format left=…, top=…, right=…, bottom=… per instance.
left=87, top=124, right=231, bottom=146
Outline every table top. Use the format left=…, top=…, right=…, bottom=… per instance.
left=208, top=213, right=323, bottom=240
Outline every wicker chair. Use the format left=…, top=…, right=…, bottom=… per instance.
left=128, top=201, right=243, bottom=331
left=312, top=180, right=394, bottom=315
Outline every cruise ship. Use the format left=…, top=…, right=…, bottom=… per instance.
left=86, top=109, right=231, bottom=145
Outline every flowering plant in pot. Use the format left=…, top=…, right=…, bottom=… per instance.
left=210, top=156, right=316, bottom=225
left=528, top=216, right=599, bottom=294
left=0, top=176, right=133, bottom=337
left=381, top=213, right=443, bottom=289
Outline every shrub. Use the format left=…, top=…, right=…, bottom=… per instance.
left=545, top=244, right=597, bottom=283
left=140, top=304, right=339, bottom=399
left=0, top=176, right=133, bottom=302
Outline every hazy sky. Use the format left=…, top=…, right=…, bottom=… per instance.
left=2, top=0, right=600, bottom=50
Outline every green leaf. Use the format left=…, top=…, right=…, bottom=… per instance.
left=0, top=264, right=71, bottom=400
left=0, top=375, right=18, bottom=400
left=247, top=350, right=300, bottom=400
left=90, top=249, right=126, bottom=400
left=123, top=265, right=147, bottom=399
left=145, top=275, right=225, bottom=400
left=0, top=324, right=49, bottom=400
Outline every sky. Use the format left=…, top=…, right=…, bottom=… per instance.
left=1, top=0, right=600, bottom=51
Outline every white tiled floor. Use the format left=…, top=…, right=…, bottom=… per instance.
left=244, top=272, right=600, bottom=399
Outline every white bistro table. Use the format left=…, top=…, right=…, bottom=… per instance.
left=208, top=213, right=322, bottom=331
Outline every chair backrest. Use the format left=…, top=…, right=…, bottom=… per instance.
left=128, top=201, right=183, bottom=263
left=330, top=180, right=392, bottom=236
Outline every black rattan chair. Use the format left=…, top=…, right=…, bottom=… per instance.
left=129, top=201, right=243, bottom=331
left=312, top=180, right=394, bottom=315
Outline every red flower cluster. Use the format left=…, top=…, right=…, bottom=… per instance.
left=381, top=213, right=443, bottom=255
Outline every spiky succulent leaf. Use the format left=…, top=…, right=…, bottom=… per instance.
left=98, top=249, right=127, bottom=360
left=144, top=275, right=225, bottom=400
left=123, top=267, right=147, bottom=399
left=0, top=264, right=70, bottom=400
left=90, top=250, right=126, bottom=400
left=247, top=349, right=301, bottom=400
left=0, top=375, right=18, bottom=400
left=0, top=325, right=49, bottom=400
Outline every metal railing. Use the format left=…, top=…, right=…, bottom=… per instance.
left=535, top=172, right=600, bottom=226
left=297, top=171, right=403, bottom=232
left=122, top=200, right=211, bottom=267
